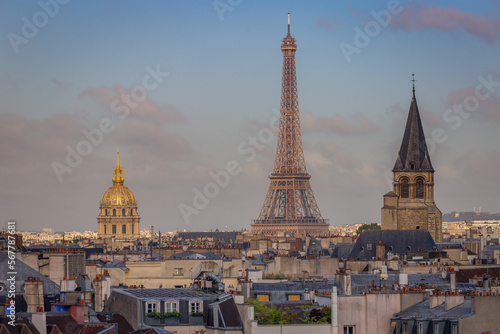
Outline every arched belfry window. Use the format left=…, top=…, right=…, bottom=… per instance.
left=401, top=178, right=409, bottom=198
left=113, top=209, right=116, bottom=216
left=105, top=209, right=108, bottom=216
left=130, top=209, right=133, bottom=215
left=416, top=178, right=425, bottom=199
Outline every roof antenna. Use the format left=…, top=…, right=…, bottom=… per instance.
left=288, top=12, right=290, bottom=34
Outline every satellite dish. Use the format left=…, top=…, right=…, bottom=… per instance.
left=182, top=245, right=188, bottom=252
left=190, top=263, right=203, bottom=279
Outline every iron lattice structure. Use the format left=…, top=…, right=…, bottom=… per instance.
left=251, top=15, right=329, bottom=237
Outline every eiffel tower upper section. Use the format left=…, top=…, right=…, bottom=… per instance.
left=251, top=14, right=329, bottom=237
left=272, top=13, right=308, bottom=177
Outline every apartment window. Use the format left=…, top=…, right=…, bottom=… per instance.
left=112, top=225, right=116, bottom=234
left=174, top=268, right=184, bottom=276
left=190, top=301, right=202, bottom=313
left=165, top=302, right=177, bottom=313
left=257, top=294, right=269, bottom=302
left=122, top=224, right=126, bottom=234
left=403, top=322, right=409, bottom=334
left=451, top=324, right=458, bottom=334
left=146, top=302, right=159, bottom=314
left=287, top=294, right=300, bottom=301
left=434, top=323, right=439, bottom=334
left=418, top=322, right=424, bottom=334
left=104, top=225, right=107, bottom=234
left=343, top=326, right=354, bottom=334
left=132, top=224, right=134, bottom=234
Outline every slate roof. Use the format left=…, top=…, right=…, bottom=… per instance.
left=252, top=281, right=334, bottom=292
left=393, top=298, right=473, bottom=320
left=111, top=288, right=219, bottom=301
left=96, top=313, right=134, bottom=334
left=167, top=250, right=222, bottom=260
left=207, top=295, right=243, bottom=329
left=174, top=232, right=238, bottom=242
left=350, top=273, right=450, bottom=290
left=0, top=251, right=60, bottom=295
left=348, top=230, right=436, bottom=261
left=393, top=86, right=434, bottom=172
left=331, top=243, right=355, bottom=259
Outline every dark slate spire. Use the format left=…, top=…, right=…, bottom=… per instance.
left=393, top=79, right=434, bottom=172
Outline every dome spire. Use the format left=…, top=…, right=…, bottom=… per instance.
left=113, top=148, right=124, bottom=185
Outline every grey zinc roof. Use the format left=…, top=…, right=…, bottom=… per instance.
left=0, top=251, right=60, bottom=295
left=393, top=298, right=473, bottom=320
left=350, top=273, right=450, bottom=289
left=331, top=243, right=355, bottom=259
left=112, top=288, right=220, bottom=301
left=174, top=231, right=238, bottom=242
left=348, top=230, right=436, bottom=261
left=252, top=281, right=334, bottom=292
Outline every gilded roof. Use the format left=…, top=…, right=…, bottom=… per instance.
left=101, top=185, right=136, bottom=206
left=100, top=150, right=137, bottom=206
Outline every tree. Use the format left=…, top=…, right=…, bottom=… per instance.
left=356, top=223, right=381, bottom=234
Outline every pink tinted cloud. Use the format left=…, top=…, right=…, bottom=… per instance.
left=446, top=86, right=500, bottom=121
left=115, top=119, right=192, bottom=161
left=79, top=84, right=186, bottom=124
left=301, top=112, right=380, bottom=135
left=51, top=78, right=71, bottom=90
left=386, top=102, right=444, bottom=129
left=391, top=5, right=500, bottom=41
left=317, top=18, right=333, bottom=31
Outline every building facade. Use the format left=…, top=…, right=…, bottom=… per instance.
left=97, top=150, right=140, bottom=240
left=382, top=82, right=442, bottom=242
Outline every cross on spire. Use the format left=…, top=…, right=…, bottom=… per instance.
left=411, top=73, right=416, bottom=95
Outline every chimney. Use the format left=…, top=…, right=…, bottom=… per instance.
left=429, top=295, right=445, bottom=309
left=24, top=277, right=44, bottom=313
left=331, top=287, right=338, bottom=333
left=376, top=241, right=386, bottom=259
left=32, top=312, right=47, bottom=334
left=445, top=295, right=464, bottom=311
left=450, top=271, right=456, bottom=291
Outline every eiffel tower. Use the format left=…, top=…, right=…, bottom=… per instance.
left=251, top=14, right=329, bottom=237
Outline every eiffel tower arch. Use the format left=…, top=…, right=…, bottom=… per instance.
left=251, top=14, right=330, bottom=237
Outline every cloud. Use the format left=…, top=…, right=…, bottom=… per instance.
left=391, top=5, right=500, bottom=42
left=386, top=102, right=444, bottom=129
left=317, top=18, right=334, bottom=31
left=79, top=84, right=186, bottom=124
left=301, top=112, right=380, bottom=135
left=51, top=78, right=70, bottom=90
left=115, top=119, right=192, bottom=161
left=446, top=85, right=500, bottom=121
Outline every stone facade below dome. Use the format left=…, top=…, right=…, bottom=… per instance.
left=97, top=150, right=140, bottom=240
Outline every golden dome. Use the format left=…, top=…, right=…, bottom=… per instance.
left=100, top=150, right=137, bottom=206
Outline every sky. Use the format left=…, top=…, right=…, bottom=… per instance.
left=1, top=0, right=500, bottom=233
